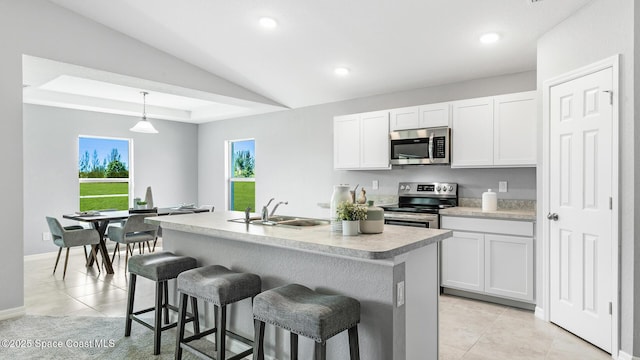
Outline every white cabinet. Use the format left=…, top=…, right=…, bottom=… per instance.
left=440, top=216, right=535, bottom=303
left=334, top=111, right=390, bottom=170
left=418, top=102, right=450, bottom=128
left=451, top=91, right=537, bottom=168
left=451, top=97, right=494, bottom=167
left=389, top=102, right=450, bottom=131
left=493, top=92, right=537, bottom=166
left=389, top=106, right=419, bottom=131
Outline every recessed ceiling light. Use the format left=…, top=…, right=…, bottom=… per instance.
left=259, top=17, right=278, bottom=29
left=480, top=32, right=500, bottom=44
left=334, top=67, right=350, bottom=76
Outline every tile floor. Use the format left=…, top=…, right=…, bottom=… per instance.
left=23, top=245, right=612, bottom=359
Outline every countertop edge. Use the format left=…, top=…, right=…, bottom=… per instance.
left=439, top=207, right=536, bottom=221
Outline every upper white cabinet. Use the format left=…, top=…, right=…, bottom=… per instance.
left=493, top=92, right=537, bottom=166
left=451, top=97, right=494, bottom=167
left=451, top=91, right=537, bottom=168
left=389, top=106, right=419, bottom=131
left=334, top=111, right=390, bottom=170
left=389, top=102, right=450, bottom=131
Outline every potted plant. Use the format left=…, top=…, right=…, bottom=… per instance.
left=136, top=200, right=148, bottom=209
left=336, top=201, right=367, bottom=236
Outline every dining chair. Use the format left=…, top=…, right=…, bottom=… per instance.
left=46, top=217, right=101, bottom=279
left=108, top=214, right=159, bottom=271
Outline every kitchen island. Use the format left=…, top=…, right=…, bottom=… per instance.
left=146, top=211, right=451, bottom=360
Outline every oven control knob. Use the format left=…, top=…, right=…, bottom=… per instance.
left=404, top=185, right=411, bottom=191
left=436, top=186, right=441, bottom=191
left=448, top=185, right=453, bottom=191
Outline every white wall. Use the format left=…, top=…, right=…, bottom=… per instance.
left=198, top=71, right=537, bottom=220
left=0, top=0, right=275, bottom=314
left=23, top=104, right=198, bottom=255
left=536, top=0, right=637, bottom=355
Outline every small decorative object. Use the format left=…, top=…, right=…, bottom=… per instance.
left=136, top=200, right=148, bottom=209
left=482, top=189, right=497, bottom=212
left=336, top=201, right=367, bottom=236
left=349, top=184, right=359, bottom=203
left=357, top=188, right=367, bottom=204
left=330, top=185, right=352, bottom=232
left=144, top=186, right=154, bottom=209
left=133, top=197, right=141, bottom=209
left=360, top=200, right=384, bottom=234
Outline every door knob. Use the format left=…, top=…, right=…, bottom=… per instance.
left=547, top=212, right=559, bottom=221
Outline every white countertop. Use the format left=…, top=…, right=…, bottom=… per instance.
left=439, top=206, right=536, bottom=221
left=146, top=211, right=451, bottom=260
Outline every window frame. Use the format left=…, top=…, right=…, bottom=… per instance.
left=226, top=138, right=256, bottom=211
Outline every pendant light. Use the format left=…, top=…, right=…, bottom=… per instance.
left=130, top=91, right=158, bottom=134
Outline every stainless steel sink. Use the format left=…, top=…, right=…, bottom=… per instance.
left=228, top=215, right=329, bottom=227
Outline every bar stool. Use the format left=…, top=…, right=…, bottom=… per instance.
left=175, top=265, right=262, bottom=360
left=126, top=251, right=198, bottom=355
left=252, top=284, right=361, bottom=360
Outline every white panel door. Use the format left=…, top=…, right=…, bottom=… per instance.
left=333, top=114, right=360, bottom=169
left=441, top=231, right=485, bottom=292
left=549, top=68, right=613, bottom=352
left=451, top=97, right=494, bottom=167
left=485, top=234, right=534, bottom=301
left=389, top=106, right=419, bottom=131
left=494, top=91, right=537, bottom=166
left=419, top=102, right=450, bottom=128
left=360, top=111, right=390, bottom=169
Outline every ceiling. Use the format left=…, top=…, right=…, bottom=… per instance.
left=34, top=0, right=593, bottom=123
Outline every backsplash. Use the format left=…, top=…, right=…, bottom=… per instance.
left=459, top=198, right=536, bottom=211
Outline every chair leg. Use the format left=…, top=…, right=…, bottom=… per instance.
left=290, top=333, right=299, bottom=360
left=216, top=305, right=227, bottom=360
left=154, top=281, right=163, bottom=355
left=175, top=292, right=188, bottom=360
left=125, top=273, right=136, bottom=337
left=90, top=246, right=101, bottom=273
left=83, top=245, right=89, bottom=265
left=146, top=241, right=152, bottom=253
left=314, top=341, right=327, bottom=360
left=111, top=243, right=119, bottom=264
left=53, top=247, right=62, bottom=274
left=62, top=248, right=70, bottom=279
left=152, top=237, right=158, bottom=252
left=190, top=296, right=200, bottom=334
left=163, top=280, right=170, bottom=325
left=348, top=326, right=360, bottom=360
left=253, top=319, right=265, bottom=360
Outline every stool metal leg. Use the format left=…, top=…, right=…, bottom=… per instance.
left=190, top=296, right=200, bottom=334
left=154, top=281, right=163, bottom=355
left=175, top=293, right=188, bottom=360
left=314, top=341, right=327, bottom=360
left=163, top=280, right=170, bottom=324
left=216, top=305, right=227, bottom=360
left=253, top=319, right=265, bottom=360
left=125, top=273, right=136, bottom=337
left=348, top=326, right=360, bottom=360
left=290, top=333, right=299, bottom=360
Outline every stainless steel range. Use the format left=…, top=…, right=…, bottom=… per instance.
left=381, top=182, right=458, bottom=229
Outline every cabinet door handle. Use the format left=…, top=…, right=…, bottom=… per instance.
left=547, top=212, right=559, bottom=221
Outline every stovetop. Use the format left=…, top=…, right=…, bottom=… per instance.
left=382, top=182, right=458, bottom=214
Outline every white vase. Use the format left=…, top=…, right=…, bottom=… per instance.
left=342, top=220, right=359, bottom=236
left=330, top=185, right=352, bottom=232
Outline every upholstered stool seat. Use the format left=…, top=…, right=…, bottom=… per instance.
left=253, top=284, right=360, bottom=360
left=125, top=252, right=198, bottom=355
left=175, top=265, right=262, bottom=360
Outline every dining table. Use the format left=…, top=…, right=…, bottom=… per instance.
left=63, top=207, right=210, bottom=274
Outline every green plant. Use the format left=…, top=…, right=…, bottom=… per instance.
left=136, top=201, right=147, bottom=205
left=336, top=201, right=367, bottom=221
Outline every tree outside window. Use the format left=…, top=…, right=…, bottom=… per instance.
left=78, top=136, right=131, bottom=211
left=229, top=139, right=255, bottom=211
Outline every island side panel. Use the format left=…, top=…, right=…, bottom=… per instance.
left=405, top=242, right=439, bottom=360
left=163, top=228, right=401, bottom=360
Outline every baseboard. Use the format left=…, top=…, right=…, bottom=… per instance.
left=0, top=306, right=26, bottom=321
left=618, top=350, right=640, bottom=360
left=534, top=306, right=545, bottom=320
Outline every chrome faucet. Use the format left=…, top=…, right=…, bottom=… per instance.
left=245, top=207, right=252, bottom=224
left=261, top=198, right=275, bottom=221
left=270, top=201, right=288, bottom=217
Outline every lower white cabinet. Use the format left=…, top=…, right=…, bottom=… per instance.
left=441, top=216, right=535, bottom=302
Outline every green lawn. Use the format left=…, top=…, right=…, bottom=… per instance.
left=80, top=182, right=129, bottom=211
left=232, top=182, right=255, bottom=211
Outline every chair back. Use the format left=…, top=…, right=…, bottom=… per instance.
left=123, top=214, right=159, bottom=237
left=45, top=216, right=64, bottom=241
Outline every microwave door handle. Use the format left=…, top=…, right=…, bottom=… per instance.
left=428, top=132, right=434, bottom=163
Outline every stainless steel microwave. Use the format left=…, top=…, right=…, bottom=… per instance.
left=390, top=127, right=451, bottom=165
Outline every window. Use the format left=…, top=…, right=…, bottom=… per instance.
left=78, top=136, right=131, bottom=211
left=228, top=139, right=255, bottom=211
